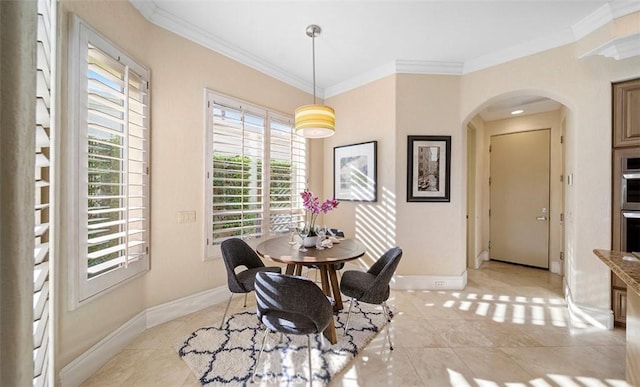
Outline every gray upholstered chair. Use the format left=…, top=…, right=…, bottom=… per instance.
left=219, top=238, right=281, bottom=329
left=251, top=271, right=333, bottom=386
left=339, top=247, right=402, bottom=350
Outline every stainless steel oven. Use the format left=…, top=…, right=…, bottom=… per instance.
left=621, top=211, right=640, bottom=253
left=622, top=155, right=640, bottom=210
left=613, top=149, right=640, bottom=252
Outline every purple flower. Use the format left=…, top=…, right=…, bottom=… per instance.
left=300, top=189, right=339, bottom=214
left=299, top=190, right=339, bottom=232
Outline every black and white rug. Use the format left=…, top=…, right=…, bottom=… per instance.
left=175, top=302, right=389, bottom=386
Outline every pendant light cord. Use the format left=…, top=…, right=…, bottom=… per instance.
left=311, top=30, right=317, bottom=104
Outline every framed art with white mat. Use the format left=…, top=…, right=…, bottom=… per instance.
left=407, top=135, right=451, bottom=202
left=333, top=140, right=377, bottom=202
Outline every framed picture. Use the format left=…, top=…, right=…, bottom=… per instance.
left=333, top=140, right=377, bottom=202
left=407, top=135, right=451, bottom=202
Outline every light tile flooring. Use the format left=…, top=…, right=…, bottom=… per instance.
left=82, top=261, right=630, bottom=386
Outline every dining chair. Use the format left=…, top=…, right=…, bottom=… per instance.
left=327, top=228, right=345, bottom=238
left=251, top=271, right=334, bottom=386
left=339, top=246, right=402, bottom=350
left=219, top=238, right=281, bottom=329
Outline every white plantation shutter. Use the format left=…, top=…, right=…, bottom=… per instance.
left=209, top=95, right=266, bottom=245
left=34, top=0, right=54, bottom=385
left=70, top=16, right=150, bottom=304
left=268, top=113, right=306, bottom=234
left=205, top=91, right=306, bottom=257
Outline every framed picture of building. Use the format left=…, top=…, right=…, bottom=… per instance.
left=407, top=135, right=451, bottom=202
left=333, top=140, right=377, bottom=202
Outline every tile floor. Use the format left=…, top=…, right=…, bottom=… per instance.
left=81, top=261, right=630, bottom=386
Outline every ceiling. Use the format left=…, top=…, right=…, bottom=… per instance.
left=130, top=0, right=637, bottom=120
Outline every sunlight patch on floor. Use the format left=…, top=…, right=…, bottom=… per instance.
left=493, top=303, right=507, bottom=323
left=476, top=301, right=490, bottom=317
left=447, top=369, right=473, bottom=387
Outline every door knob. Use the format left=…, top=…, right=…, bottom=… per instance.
left=536, top=216, right=547, bottom=221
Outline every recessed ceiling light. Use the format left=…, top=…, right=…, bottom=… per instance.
left=511, top=109, right=524, bottom=115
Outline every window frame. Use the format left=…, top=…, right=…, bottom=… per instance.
left=67, top=15, right=151, bottom=308
left=34, top=0, right=56, bottom=384
left=204, top=90, right=307, bottom=259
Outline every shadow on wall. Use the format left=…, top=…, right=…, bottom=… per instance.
left=355, top=186, right=397, bottom=267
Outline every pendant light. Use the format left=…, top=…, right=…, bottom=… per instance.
left=295, top=24, right=336, bottom=138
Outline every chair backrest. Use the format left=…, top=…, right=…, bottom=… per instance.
left=362, top=247, right=403, bottom=304
left=254, top=272, right=333, bottom=334
left=220, top=238, right=265, bottom=292
left=328, top=228, right=345, bottom=237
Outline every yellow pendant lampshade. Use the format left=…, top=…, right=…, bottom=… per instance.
left=295, top=24, right=335, bottom=139
left=294, top=104, right=335, bottom=138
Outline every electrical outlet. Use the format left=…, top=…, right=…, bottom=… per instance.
left=435, top=281, right=445, bottom=288
left=177, top=210, right=196, bottom=223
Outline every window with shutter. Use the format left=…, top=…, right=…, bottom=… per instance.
left=68, top=16, right=150, bottom=305
left=205, top=91, right=306, bottom=258
left=268, top=113, right=307, bottom=234
left=34, top=0, right=54, bottom=384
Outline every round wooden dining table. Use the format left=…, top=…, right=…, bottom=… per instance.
left=256, top=235, right=366, bottom=344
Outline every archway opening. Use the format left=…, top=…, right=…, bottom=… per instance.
left=464, top=92, right=568, bottom=276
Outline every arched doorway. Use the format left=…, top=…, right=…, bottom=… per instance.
left=464, top=93, right=567, bottom=275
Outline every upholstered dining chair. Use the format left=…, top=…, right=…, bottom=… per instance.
left=251, top=271, right=334, bottom=386
left=219, top=238, right=281, bottom=329
left=339, top=247, right=403, bottom=350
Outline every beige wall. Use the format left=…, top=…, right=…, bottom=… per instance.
left=323, top=75, right=397, bottom=266
left=395, top=74, right=466, bottom=277
left=58, top=0, right=312, bottom=370
left=469, top=116, right=487, bottom=265
left=324, top=73, right=466, bottom=277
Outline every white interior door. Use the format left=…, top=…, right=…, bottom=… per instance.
left=490, top=129, right=550, bottom=269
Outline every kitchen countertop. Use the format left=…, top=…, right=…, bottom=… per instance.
left=593, top=249, right=640, bottom=295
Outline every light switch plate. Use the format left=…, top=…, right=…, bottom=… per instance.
left=178, top=210, right=196, bottom=223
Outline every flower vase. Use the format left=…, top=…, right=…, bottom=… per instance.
left=303, top=227, right=318, bottom=247
left=303, top=235, right=318, bottom=248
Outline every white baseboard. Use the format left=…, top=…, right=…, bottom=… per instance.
left=342, top=261, right=468, bottom=291
left=59, top=311, right=147, bottom=387
left=146, top=286, right=229, bottom=328
left=564, top=277, right=613, bottom=329
left=550, top=261, right=562, bottom=275
left=59, top=286, right=229, bottom=387
left=392, top=271, right=467, bottom=290
left=476, top=250, right=489, bottom=269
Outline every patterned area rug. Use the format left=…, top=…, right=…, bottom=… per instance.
left=175, top=301, right=389, bottom=386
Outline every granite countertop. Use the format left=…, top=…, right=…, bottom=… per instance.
left=593, top=249, right=640, bottom=295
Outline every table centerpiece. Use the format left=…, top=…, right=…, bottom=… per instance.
left=300, top=189, right=339, bottom=247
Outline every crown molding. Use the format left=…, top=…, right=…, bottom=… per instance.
left=323, top=60, right=463, bottom=99
left=572, top=1, right=640, bottom=40
left=611, top=1, right=640, bottom=20
left=129, top=0, right=314, bottom=96
left=324, top=61, right=397, bottom=99
left=572, top=3, right=615, bottom=40
left=395, top=59, right=464, bottom=75
left=579, top=32, right=640, bottom=61
left=129, top=0, right=157, bottom=18
left=130, top=0, right=640, bottom=98
left=463, top=27, right=575, bottom=74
